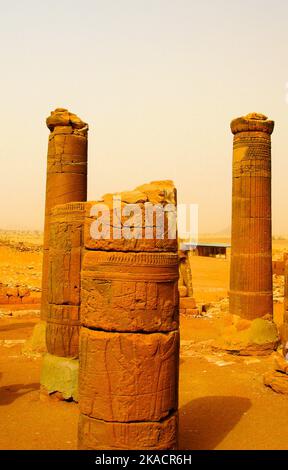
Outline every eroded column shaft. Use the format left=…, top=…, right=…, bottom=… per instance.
left=78, top=181, right=179, bottom=450
left=40, top=202, right=86, bottom=401
left=229, top=113, right=274, bottom=320
left=41, top=108, right=88, bottom=321
left=46, top=202, right=86, bottom=357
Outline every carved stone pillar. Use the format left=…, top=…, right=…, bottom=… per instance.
left=229, top=113, right=274, bottom=320
left=78, top=181, right=179, bottom=450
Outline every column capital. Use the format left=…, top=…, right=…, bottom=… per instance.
left=231, top=113, right=274, bottom=135
left=46, top=108, right=88, bottom=135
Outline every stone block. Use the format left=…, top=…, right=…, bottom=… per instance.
left=78, top=412, right=177, bottom=450
left=81, top=251, right=179, bottom=332
left=79, top=328, right=179, bottom=422
left=40, top=353, right=78, bottom=401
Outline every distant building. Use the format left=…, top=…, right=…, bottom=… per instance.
left=180, top=242, right=231, bottom=259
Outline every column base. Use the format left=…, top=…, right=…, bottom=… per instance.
left=78, top=412, right=178, bottom=450
left=212, top=315, right=279, bottom=356
left=22, top=320, right=47, bottom=357
left=40, top=353, right=78, bottom=402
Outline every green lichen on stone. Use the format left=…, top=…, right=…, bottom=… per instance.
left=248, top=318, right=279, bottom=345
left=22, top=320, right=47, bottom=356
left=40, top=353, right=79, bottom=401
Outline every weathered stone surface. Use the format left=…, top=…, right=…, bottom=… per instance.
left=40, top=109, right=88, bottom=322
left=229, top=113, right=274, bottom=320
left=180, top=297, right=196, bottom=309
left=264, top=371, right=288, bottom=394
left=84, top=181, right=177, bottom=252
left=213, top=317, right=279, bottom=355
left=184, top=308, right=200, bottom=317
left=46, top=305, right=80, bottom=357
left=179, top=297, right=198, bottom=317
left=46, top=108, right=88, bottom=134
left=40, top=353, right=78, bottom=401
left=178, top=250, right=193, bottom=297
left=18, top=287, right=30, bottom=298
left=48, top=203, right=85, bottom=306
left=79, top=328, right=179, bottom=422
left=283, top=254, right=288, bottom=355
left=81, top=251, right=179, bottom=332
left=178, top=285, right=187, bottom=298
left=274, top=352, right=288, bottom=374
left=6, top=287, right=18, bottom=297
left=0, top=284, right=35, bottom=305
left=78, top=180, right=179, bottom=449
left=78, top=413, right=178, bottom=450
left=45, top=202, right=85, bottom=360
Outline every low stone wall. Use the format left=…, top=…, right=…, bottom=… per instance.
left=0, top=284, right=41, bottom=305
left=179, top=296, right=200, bottom=317
left=272, top=260, right=285, bottom=276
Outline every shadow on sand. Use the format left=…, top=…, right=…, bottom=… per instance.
left=179, top=395, right=251, bottom=450
left=0, top=383, right=39, bottom=405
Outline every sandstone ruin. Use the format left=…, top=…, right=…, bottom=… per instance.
left=214, top=113, right=279, bottom=355
left=19, top=108, right=288, bottom=449
left=78, top=181, right=179, bottom=450
left=26, top=109, right=88, bottom=354
left=39, top=109, right=88, bottom=342
left=229, top=113, right=274, bottom=320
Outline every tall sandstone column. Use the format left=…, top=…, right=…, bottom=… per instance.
left=229, top=113, right=274, bottom=320
left=23, top=108, right=89, bottom=356
left=41, top=108, right=88, bottom=322
left=78, top=181, right=179, bottom=450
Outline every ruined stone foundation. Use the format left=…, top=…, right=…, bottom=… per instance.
left=40, top=202, right=86, bottom=401
left=264, top=254, right=288, bottom=392
left=78, top=181, right=179, bottom=450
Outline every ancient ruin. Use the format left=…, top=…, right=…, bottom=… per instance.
left=41, top=108, right=88, bottom=318
left=78, top=181, right=180, bottom=450
left=264, top=253, right=288, bottom=393
left=33, top=109, right=88, bottom=351
left=213, top=113, right=279, bottom=355
left=178, top=249, right=199, bottom=316
left=4, top=106, right=288, bottom=451
left=229, top=113, right=274, bottom=320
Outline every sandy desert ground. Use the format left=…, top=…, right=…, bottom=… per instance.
left=0, top=232, right=288, bottom=450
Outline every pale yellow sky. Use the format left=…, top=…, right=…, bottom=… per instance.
left=0, top=0, right=287, bottom=234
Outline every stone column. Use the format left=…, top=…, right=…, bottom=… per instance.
left=78, top=181, right=179, bottom=450
left=24, top=109, right=89, bottom=356
left=41, top=108, right=88, bottom=323
left=229, top=113, right=274, bottom=320
left=40, top=202, right=86, bottom=401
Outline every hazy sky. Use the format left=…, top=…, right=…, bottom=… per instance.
left=0, top=0, right=288, bottom=234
